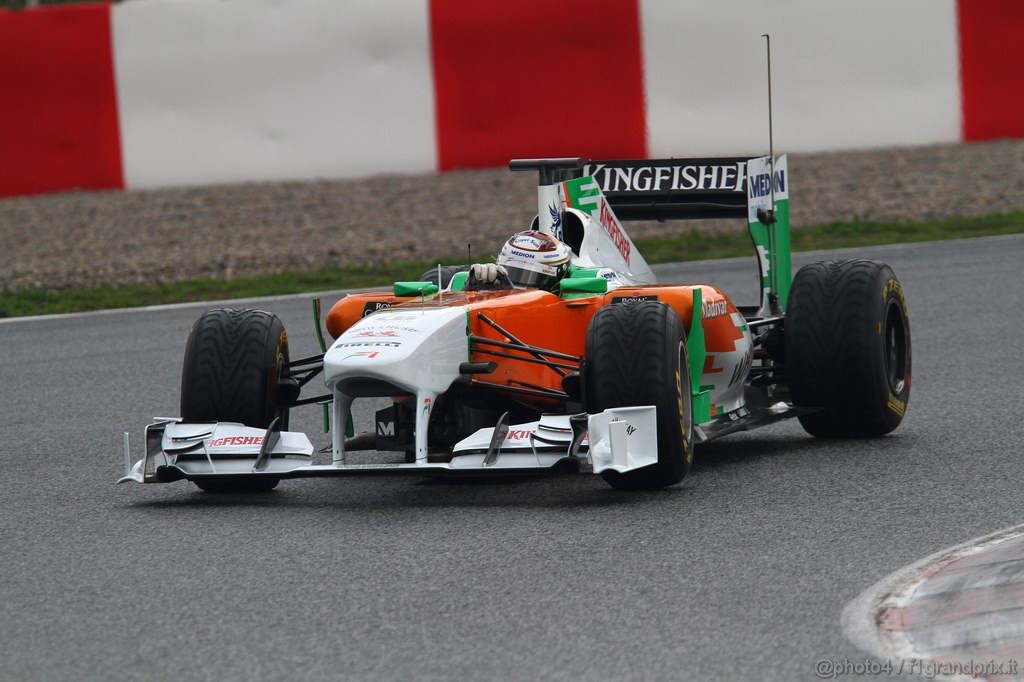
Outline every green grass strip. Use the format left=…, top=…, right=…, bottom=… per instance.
left=3, top=212, right=1023, bottom=318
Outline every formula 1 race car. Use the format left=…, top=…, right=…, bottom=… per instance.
left=119, top=154, right=911, bottom=492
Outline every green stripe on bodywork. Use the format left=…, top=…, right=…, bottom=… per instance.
left=770, top=198, right=791, bottom=306
left=687, top=288, right=712, bottom=425
left=564, top=176, right=601, bottom=209
left=311, top=297, right=332, bottom=432
left=450, top=271, right=468, bottom=292
left=569, top=266, right=601, bottom=278
left=394, top=281, right=438, bottom=297
left=560, top=277, right=608, bottom=298
left=687, top=288, right=705, bottom=395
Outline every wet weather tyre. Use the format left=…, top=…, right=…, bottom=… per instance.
left=584, top=301, right=694, bottom=490
left=180, top=308, right=291, bottom=492
left=785, top=259, right=911, bottom=438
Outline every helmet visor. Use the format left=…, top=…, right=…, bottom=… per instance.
left=504, top=265, right=560, bottom=291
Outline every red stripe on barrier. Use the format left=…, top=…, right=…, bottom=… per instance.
left=428, top=0, right=646, bottom=171
left=958, top=0, right=1024, bottom=141
left=0, top=4, right=122, bottom=197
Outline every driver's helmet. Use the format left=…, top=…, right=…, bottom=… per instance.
left=496, top=231, right=572, bottom=291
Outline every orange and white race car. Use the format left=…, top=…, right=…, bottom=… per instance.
left=119, top=155, right=911, bottom=492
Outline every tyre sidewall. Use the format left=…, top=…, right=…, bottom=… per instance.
left=263, top=319, right=289, bottom=430
left=876, top=269, right=912, bottom=430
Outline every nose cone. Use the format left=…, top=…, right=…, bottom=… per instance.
left=323, top=307, right=469, bottom=396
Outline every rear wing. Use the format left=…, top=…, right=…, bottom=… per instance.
left=510, top=156, right=791, bottom=316
left=584, top=157, right=750, bottom=221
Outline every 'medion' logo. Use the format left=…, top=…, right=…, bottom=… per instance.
left=748, top=169, right=786, bottom=199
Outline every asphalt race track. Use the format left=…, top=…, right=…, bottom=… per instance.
left=2, top=236, right=1023, bottom=681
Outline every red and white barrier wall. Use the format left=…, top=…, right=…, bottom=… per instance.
left=1, top=0, right=1022, bottom=197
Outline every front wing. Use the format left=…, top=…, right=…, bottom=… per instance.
left=117, top=408, right=660, bottom=486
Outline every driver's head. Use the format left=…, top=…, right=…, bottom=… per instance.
left=496, top=231, right=571, bottom=291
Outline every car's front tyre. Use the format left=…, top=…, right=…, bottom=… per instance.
left=584, top=301, right=693, bottom=490
left=180, top=308, right=290, bottom=492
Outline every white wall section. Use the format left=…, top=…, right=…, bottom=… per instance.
left=639, top=0, right=961, bottom=157
left=113, top=0, right=436, bottom=189
left=104, top=0, right=969, bottom=191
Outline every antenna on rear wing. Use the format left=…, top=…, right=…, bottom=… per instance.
left=761, top=32, right=775, bottom=221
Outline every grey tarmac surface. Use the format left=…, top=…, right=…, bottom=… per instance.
left=2, top=236, right=1023, bottom=681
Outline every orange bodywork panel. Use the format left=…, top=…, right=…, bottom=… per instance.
left=325, top=292, right=420, bottom=339
left=325, top=285, right=747, bottom=407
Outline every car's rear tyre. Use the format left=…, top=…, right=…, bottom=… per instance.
left=584, top=301, right=693, bottom=490
left=418, top=265, right=469, bottom=289
left=180, top=308, right=290, bottom=492
left=785, top=259, right=911, bottom=437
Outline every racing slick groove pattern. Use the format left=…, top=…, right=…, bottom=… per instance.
left=785, top=259, right=911, bottom=437
left=584, top=301, right=693, bottom=489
